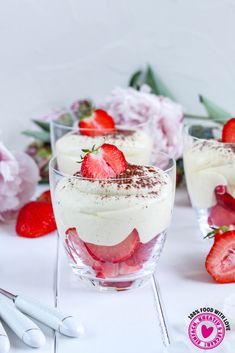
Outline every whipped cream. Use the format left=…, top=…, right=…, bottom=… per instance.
left=55, top=130, right=153, bottom=175
left=54, top=165, right=174, bottom=246
left=184, top=139, right=235, bottom=209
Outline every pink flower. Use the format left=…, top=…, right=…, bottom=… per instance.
left=102, top=86, right=184, bottom=160
left=0, top=142, right=39, bottom=222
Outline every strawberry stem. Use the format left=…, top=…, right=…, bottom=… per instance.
left=77, top=145, right=100, bottom=163
left=204, top=226, right=230, bottom=239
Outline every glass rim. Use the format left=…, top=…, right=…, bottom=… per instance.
left=50, top=118, right=151, bottom=132
left=184, top=121, right=235, bottom=146
left=49, top=152, right=175, bottom=182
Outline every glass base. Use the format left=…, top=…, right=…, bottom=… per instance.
left=70, top=270, right=152, bottom=292
left=63, top=230, right=166, bottom=291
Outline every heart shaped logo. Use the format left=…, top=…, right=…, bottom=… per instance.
left=201, top=324, right=214, bottom=338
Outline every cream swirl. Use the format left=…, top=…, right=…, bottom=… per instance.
left=54, top=165, right=173, bottom=246
left=184, top=140, right=235, bottom=209
left=55, top=130, right=153, bottom=175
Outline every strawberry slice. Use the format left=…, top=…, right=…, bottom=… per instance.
left=79, top=109, right=115, bottom=137
left=37, top=190, right=52, bottom=203
left=95, top=263, right=119, bottom=279
left=205, top=230, right=235, bottom=283
left=16, top=201, right=56, bottom=238
left=132, top=236, right=158, bottom=263
left=84, top=229, right=140, bottom=263
left=208, top=205, right=235, bottom=227
left=222, top=117, right=235, bottom=143
left=208, top=186, right=235, bottom=227
left=65, top=228, right=119, bottom=278
left=81, top=143, right=127, bottom=178
left=214, top=185, right=235, bottom=211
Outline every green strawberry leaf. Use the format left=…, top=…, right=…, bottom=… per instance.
left=199, top=95, right=232, bottom=123
left=145, top=65, right=175, bottom=100
left=32, top=119, right=50, bottom=132
left=22, top=130, right=50, bottom=143
left=129, top=70, right=143, bottom=89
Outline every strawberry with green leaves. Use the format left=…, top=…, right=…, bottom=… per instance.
left=77, top=101, right=116, bottom=137
left=80, top=143, right=127, bottom=178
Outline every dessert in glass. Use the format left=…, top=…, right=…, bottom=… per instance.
left=50, top=107, right=153, bottom=175
left=50, top=144, right=175, bottom=291
left=184, top=120, right=235, bottom=237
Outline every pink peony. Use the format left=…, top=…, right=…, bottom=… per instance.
left=102, top=85, right=184, bottom=160
left=0, top=142, right=39, bottom=222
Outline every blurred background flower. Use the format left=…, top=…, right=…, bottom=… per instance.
left=0, top=142, right=39, bottom=222
left=102, top=85, right=183, bottom=161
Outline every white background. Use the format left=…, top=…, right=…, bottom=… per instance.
left=1, top=0, right=235, bottom=149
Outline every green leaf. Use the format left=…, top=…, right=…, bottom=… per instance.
left=39, top=177, right=49, bottom=184
left=32, top=119, right=50, bottom=132
left=145, top=65, right=175, bottom=100
left=199, top=95, right=232, bottom=123
left=22, top=130, right=50, bottom=142
left=129, top=70, right=143, bottom=89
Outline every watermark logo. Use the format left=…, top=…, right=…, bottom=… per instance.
left=188, top=307, right=230, bottom=350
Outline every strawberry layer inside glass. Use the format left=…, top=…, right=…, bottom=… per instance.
left=64, top=228, right=159, bottom=279
left=208, top=185, right=235, bottom=227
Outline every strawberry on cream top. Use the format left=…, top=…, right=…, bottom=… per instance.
left=54, top=165, right=174, bottom=246
left=55, top=130, right=153, bottom=175
left=184, top=139, right=235, bottom=209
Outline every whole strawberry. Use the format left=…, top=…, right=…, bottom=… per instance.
left=16, top=190, right=56, bottom=238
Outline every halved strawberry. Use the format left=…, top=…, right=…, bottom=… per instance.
left=79, top=109, right=115, bottom=137
left=37, top=190, right=52, bottom=203
left=16, top=201, right=56, bottom=238
left=84, top=229, right=140, bottom=263
left=222, top=117, right=235, bottom=143
left=205, top=230, right=235, bottom=283
left=81, top=143, right=127, bottom=178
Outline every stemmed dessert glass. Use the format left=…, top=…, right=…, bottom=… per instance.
left=183, top=121, right=235, bottom=237
left=49, top=152, right=175, bottom=292
left=50, top=119, right=154, bottom=174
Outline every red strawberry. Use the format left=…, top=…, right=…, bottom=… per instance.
left=222, top=117, right=235, bottom=143
left=84, top=229, right=140, bottom=263
left=16, top=201, right=56, bottom=238
left=37, top=190, right=52, bottom=203
left=81, top=143, right=127, bottom=178
left=205, top=230, right=235, bottom=283
left=79, top=109, right=115, bottom=137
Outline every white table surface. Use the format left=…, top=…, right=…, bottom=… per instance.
left=0, top=187, right=235, bottom=353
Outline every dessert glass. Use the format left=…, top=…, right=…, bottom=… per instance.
left=50, top=119, right=154, bottom=175
left=184, top=121, right=235, bottom=237
left=49, top=153, right=175, bottom=291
